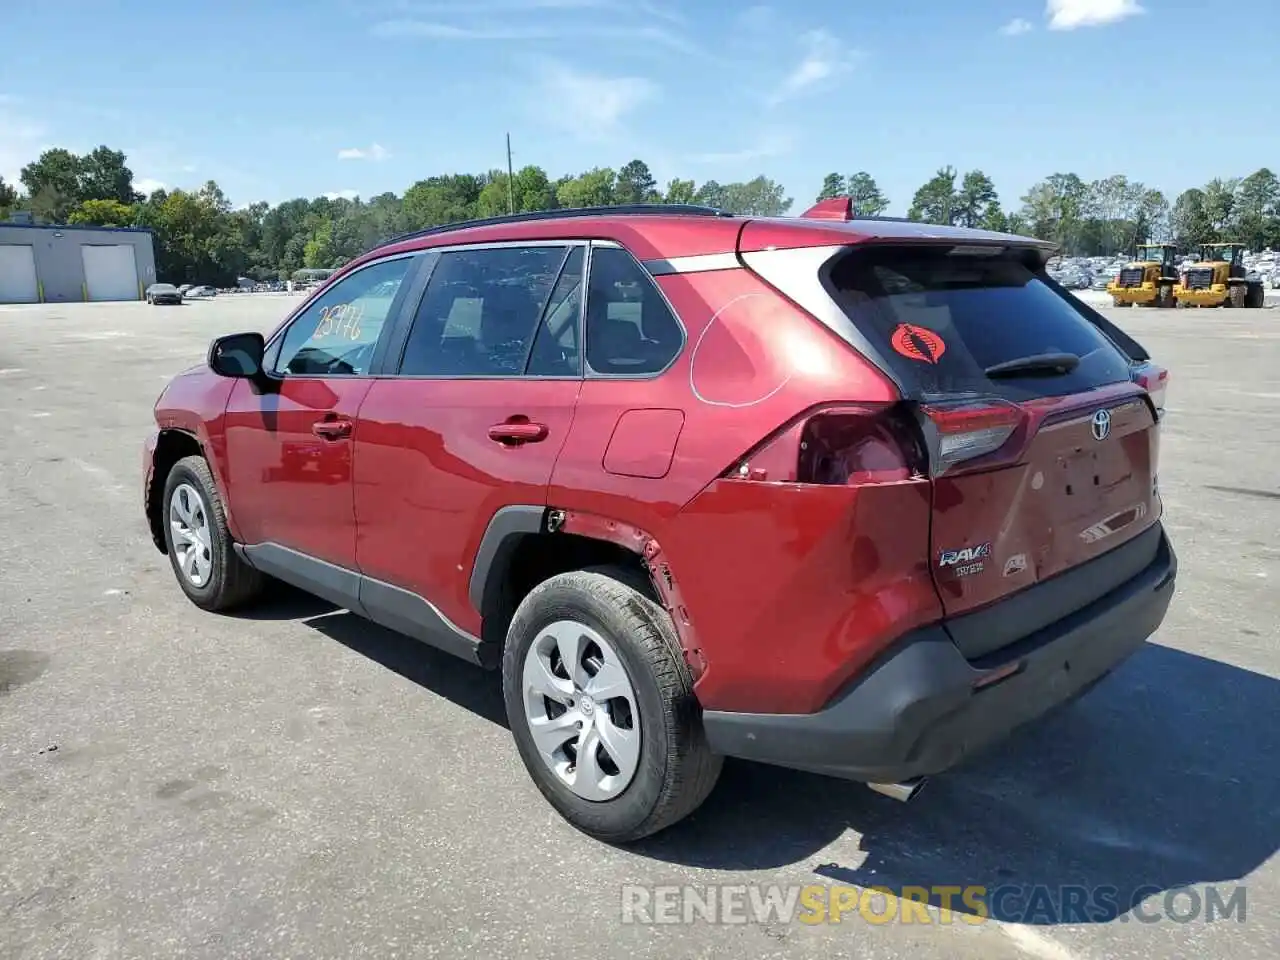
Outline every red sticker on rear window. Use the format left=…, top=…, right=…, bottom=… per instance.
left=890, top=323, right=946, bottom=364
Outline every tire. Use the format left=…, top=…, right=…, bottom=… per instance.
left=1229, top=285, right=1246, bottom=308
left=1246, top=283, right=1265, bottom=308
left=160, top=454, right=265, bottom=612
left=502, top=567, right=722, bottom=843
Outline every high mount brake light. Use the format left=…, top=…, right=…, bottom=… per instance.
left=725, top=404, right=926, bottom=485
left=917, top=399, right=1025, bottom=476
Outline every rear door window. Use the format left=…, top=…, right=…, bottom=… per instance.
left=398, top=245, right=576, bottom=377
left=828, top=248, right=1133, bottom=401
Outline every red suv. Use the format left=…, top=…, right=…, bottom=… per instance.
left=143, top=200, right=1176, bottom=842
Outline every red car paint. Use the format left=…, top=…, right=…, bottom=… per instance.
left=146, top=207, right=1170, bottom=728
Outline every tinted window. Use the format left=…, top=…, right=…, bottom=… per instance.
left=526, top=246, right=584, bottom=377
left=585, top=246, right=683, bottom=376
left=829, top=248, right=1132, bottom=401
left=400, top=246, right=571, bottom=376
left=274, top=257, right=413, bottom=376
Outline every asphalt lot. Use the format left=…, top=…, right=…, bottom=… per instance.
left=1, top=294, right=1277, bottom=960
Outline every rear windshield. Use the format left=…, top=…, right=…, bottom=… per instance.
left=828, top=247, right=1133, bottom=401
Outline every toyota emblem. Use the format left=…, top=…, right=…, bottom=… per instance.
left=1091, top=409, right=1112, bottom=441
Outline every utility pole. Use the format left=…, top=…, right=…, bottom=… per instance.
left=506, top=133, right=515, bottom=214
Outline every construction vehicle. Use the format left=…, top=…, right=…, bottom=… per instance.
left=1172, top=242, right=1266, bottom=308
left=1108, top=244, right=1180, bottom=308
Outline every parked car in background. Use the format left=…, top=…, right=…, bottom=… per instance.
left=184, top=285, right=217, bottom=298
left=143, top=202, right=1175, bottom=843
left=144, top=283, right=183, bottom=305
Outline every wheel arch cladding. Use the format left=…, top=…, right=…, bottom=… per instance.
left=147, top=429, right=204, bottom=552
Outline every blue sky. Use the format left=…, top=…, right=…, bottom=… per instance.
left=2, top=0, right=1276, bottom=214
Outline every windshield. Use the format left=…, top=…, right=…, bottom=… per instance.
left=828, top=247, right=1133, bottom=401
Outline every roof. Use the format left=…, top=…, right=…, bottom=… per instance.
left=0, top=221, right=153, bottom=235
left=352, top=204, right=1052, bottom=274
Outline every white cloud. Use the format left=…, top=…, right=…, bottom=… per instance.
left=324, top=189, right=359, bottom=201
left=1047, top=0, right=1143, bottom=30
left=135, top=178, right=167, bottom=195
left=1000, top=17, right=1034, bottom=35
left=688, top=130, right=794, bottom=165
left=531, top=62, right=657, bottom=136
left=767, top=29, right=850, bottom=106
left=337, top=143, right=390, bottom=161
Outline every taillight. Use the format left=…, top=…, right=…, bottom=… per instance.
left=917, top=399, right=1025, bottom=475
left=724, top=403, right=926, bottom=485
left=1132, top=363, right=1169, bottom=419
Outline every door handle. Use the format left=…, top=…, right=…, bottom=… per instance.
left=312, top=418, right=353, bottom=440
left=488, top=421, right=548, bottom=444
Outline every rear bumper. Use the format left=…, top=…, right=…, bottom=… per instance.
left=702, top=526, right=1177, bottom=783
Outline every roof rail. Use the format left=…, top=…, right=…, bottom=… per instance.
left=384, top=203, right=733, bottom=246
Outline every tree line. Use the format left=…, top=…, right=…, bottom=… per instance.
left=2, top=144, right=1276, bottom=287
left=825, top=165, right=1280, bottom=257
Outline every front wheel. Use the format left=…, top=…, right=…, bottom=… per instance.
left=161, top=455, right=265, bottom=611
left=502, top=568, right=722, bottom=843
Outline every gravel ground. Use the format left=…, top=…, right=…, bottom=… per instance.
left=1, top=295, right=1277, bottom=960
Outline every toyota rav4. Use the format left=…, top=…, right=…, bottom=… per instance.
left=143, top=199, right=1176, bottom=842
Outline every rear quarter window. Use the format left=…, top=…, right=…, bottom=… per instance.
left=828, top=248, right=1133, bottom=401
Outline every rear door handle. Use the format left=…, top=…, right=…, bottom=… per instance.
left=312, top=418, right=353, bottom=440
left=488, top=421, right=548, bottom=444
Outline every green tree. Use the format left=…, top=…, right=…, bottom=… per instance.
left=694, top=180, right=727, bottom=209
left=1171, top=188, right=1215, bottom=248
left=1019, top=172, right=1088, bottom=252
left=77, top=146, right=139, bottom=204
left=721, top=177, right=792, bottom=216
left=556, top=168, right=616, bottom=208
left=67, top=198, right=135, bottom=227
left=1233, top=168, right=1279, bottom=250
left=954, top=170, right=998, bottom=229
left=908, top=166, right=958, bottom=225
left=1201, top=178, right=1238, bottom=236
left=304, top=220, right=335, bottom=268
left=20, top=148, right=82, bottom=222
left=846, top=172, right=889, bottom=216
left=615, top=160, right=658, bottom=204
left=402, top=174, right=483, bottom=229
left=816, top=173, right=846, bottom=201
left=664, top=178, right=697, bottom=204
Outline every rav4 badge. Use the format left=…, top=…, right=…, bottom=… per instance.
left=938, top=543, right=992, bottom=577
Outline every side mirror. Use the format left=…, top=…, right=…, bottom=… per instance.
left=208, top=332, right=265, bottom=378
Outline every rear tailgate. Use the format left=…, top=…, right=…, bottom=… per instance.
left=825, top=244, right=1162, bottom=654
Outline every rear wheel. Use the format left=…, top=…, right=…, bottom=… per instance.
left=502, top=568, right=722, bottom=843
left=1245, top=283, right=1265, bottom=308
left=1229, top=285, right=1246, bottom=308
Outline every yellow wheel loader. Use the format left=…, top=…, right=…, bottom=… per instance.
left=1172, top=242, right=1266, bottom=308
left=1107, top=244, right=1180, bottom=308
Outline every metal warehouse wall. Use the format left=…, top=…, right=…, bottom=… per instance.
left=0, top=224, right=158, bottom=303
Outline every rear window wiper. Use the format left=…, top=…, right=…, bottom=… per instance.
left=984, top=352, right=1080, bottom=378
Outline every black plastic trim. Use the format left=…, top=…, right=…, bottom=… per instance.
left=701, top=526, right=1176, bottom=783
left=468, top=505, right=547, bottom=613
left=239, top=543, right=367, bottom=615
left=946, top=522, right=1163, bottom=660
left=360, top=578, right=492, bottom=667
left=236, top=542, right=489, bottom=666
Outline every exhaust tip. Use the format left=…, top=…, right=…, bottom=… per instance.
left=867, top=778, right=927, bottom=803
